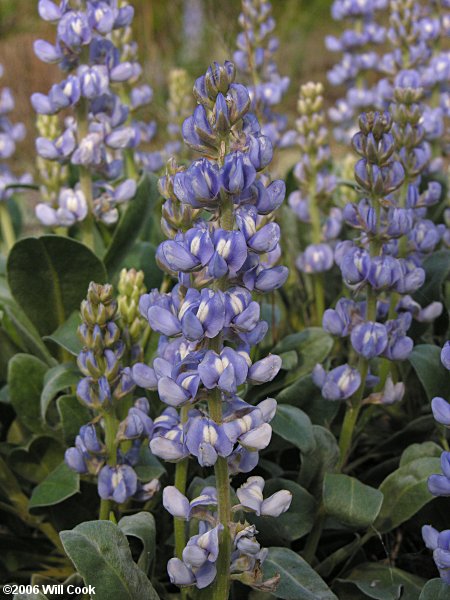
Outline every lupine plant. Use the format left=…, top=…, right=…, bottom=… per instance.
left=0, top=64, right=31, bottom=252
left=0, top=0, right=450, bottom=599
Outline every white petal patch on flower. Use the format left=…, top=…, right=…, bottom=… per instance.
left=229, top=292, right=244, bottom=314
left=216, top=237, right=232, bottom=258
left=196, top=300, right=209, bottom=323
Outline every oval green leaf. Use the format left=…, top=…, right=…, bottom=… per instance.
left=323, top=473, right=383, bottom=528
left=8, top=354, right=48, bottom=434
left=118, top=512, right=156, bottom=574
left=7, top=235, right=107, bottom=337
left=41, top=363, right=80, bottom=420
left=271, top=404, right=316, bottom=454
left=419, top=578, right=450, bottom=599
left=409, top=345, right=450, bottom=402
left=339, top=563, right=425, bottom=600
left=60, top=520, right=160, bottom=600
left=374, top=456, right=441, bottom=533
left=29, top=462, right=79, bottom=509
left=262, top=547, right=338, bottom=600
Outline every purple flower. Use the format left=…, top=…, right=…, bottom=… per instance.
left=350, top=321, right=388, bottom=359
left=441, top=342, right=450, bottom=370
left=432, top=397, right=450, bottom=426
left=221, top=152, right=256, bottom=195
left=198, top=348, right=249, bottom=393
left=98, top=464, right=138, bottom=504
left=174, top=159, right=221, bottom=209
left=296, top=244, right=334, bottom=274
left=236, top=476, right=292, bottom=517
left=185, top=416, right=233, bottom=467
left=312, top=363, right=361, bottom=400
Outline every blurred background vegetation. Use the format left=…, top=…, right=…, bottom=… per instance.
left=0, top=0, right=339, bottom=169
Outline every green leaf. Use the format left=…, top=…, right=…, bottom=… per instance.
left=419, top=578, right=450, bottom=599
left=339, top=563, right=425, bottom=600
left=7, top=235, right=107, bottom=337
left=276, top=375, right=339, bottom=426
left=115, top=241, right=163, bottom=291
left=41, top=363, right=80, bottom=421
left=118, top=512, right=156, bottom=574
left=323, top=473, right=383, bottom=528
left=415, top=250, right=450, bottom=304
left=8, top=354, right=48, bottom=434
left=2, top=303, right=54, bottom=365
left=374, top=456, right=441, bottom=533
left=29, top=462, right=79, bottom=509
left=134, top=446, right=166, bottom=481
left=299, top=425, right=340, bottom=498
left=249, top=479, right=316, bottom=543
left=273, top=328, right=334, bottom=378
left=60, top=520, right=160, bottom=600
left=57, top=395, right=91, bottom=446
left=409, top=345, right=450, bottom=402
left=400, top=442, right=443, bottom=466
left=262, top=547, right=337, bottom=600
left=9, top=436, right=64, bottom=484
left=44, top=311, right=82, bottom=356
left=104, top=174, right=159, bottom=276
left=279, top=350, right=298, bottom=370
left=271, top=405, right=316, bottom=454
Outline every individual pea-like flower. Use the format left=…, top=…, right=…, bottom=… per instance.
left=35, top=187, right=88, bottom=227
left=431, top=397, right=450, bottom=426
left=98, top=464, right=138, bottom=504
left=312, top=364, right=362, bottom=401
left=236, top=476, right=292, bottom=517
left=423, top=525, right=450, bottom=584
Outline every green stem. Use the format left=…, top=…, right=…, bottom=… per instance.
left=337, top=359, right=368, bottom=470
left=75, top=101, right=95, bottom=250
left=99, top=412, right=119, bottom=521
left=303, top=507, right=325, bottom=564
left=0, top=202, right=16, bottom=252
left=308, top=174, right=325, bottom=326
left=313, top=273, right=325, bottom=325
left=207, top=384, right=231, bottom=600
left=174, top=406, right=189, bottom=600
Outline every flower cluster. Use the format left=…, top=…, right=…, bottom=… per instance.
left=422, top=341, right=450, bottom=583
left=233, top=0, right=292, bottom=148
left=32, top=0, right=148, bottom=227
left=0, top=64, right=31, bottom=203
left=117, top=267, right=147, bottom=364
left=288, top=82, right=340, bottom=320
left=164, top=477, right=290, bottom=589
left=326, top=0, right=388, bottom=142
left=314, top=111, right=420, bottom=405
left=65, top=282, right=159, bottom=506
left=131, top=61, right=291, bottom=593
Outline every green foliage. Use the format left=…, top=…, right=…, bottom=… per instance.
left=60, top=520, right=160, bottom=600
left=262, top=547, right=338, bottom=599
left=271, top=404, right=316, bottom=453
left=323, top=473, right=383, bottom=528
left=7, top=236, right=107, bottom=336
left=103, top=174, right=160, bottom=277
left=29, top=462, right=80, bottom=509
